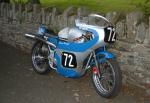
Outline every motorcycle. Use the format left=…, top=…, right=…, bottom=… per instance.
left=25, top=14, right=122, bottom=98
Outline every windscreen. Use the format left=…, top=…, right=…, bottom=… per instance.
left=75, top=14, right=111, bottom=28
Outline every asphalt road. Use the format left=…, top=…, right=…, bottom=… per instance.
left=0, top=41, right=149, bottom=103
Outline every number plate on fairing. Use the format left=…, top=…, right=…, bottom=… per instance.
left=61, top=52, right=77, bottom=68
left=104, top=26, right=116, bottom=43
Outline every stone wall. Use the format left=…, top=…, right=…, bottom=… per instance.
left=0, top=3, right=149, bottom=94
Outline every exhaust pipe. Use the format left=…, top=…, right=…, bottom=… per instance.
left=25, top=33, right=56, bottom=48
left=25, top=33, right=36, bottom=39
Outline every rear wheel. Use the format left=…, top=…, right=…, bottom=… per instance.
left=91, top=59, right=122, bottom=98
left=31, top=41, right=50, bottom=74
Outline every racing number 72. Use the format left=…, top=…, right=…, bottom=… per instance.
left=107, top=27, right=116, bottom=42
left=62, top=52, right=77, bottom=68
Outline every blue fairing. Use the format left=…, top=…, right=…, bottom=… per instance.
left=48, top=37, right=82, bottom=78
left=54, top=28, right=99, bottom=77
left=58, top=28, right=99, bottom=52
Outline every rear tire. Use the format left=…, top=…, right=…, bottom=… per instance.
left=31, top=41, right=50, bottom=74
left=91, top=59, right=122, bottom=98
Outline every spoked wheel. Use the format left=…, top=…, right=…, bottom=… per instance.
left=91, top=59, right=122, bottom=98
left=31, top=41, right=50, bottom=74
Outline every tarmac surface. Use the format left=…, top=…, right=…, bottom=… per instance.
left=0, top=41, right=149, bottom=103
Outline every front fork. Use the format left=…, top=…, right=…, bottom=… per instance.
left=92, top=51, right=101, bottom=77
left=90, top=47, right=115, bottom=76
left=85, top=51, right=100, bottom=76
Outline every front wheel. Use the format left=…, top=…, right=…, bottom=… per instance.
left=91, top=59, right=122, bottom=98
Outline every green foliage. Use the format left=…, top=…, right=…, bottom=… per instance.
left=40, top=0, right=143, bottom=13
left=138, top=0, right=150, bottom=17
left=10, top=0, right=149, bottom=14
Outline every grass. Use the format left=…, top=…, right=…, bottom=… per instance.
left=41, top=0, right=143, bottom=13
left=11, top=0, right=147, bottom=13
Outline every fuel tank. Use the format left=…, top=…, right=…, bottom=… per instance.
left=58, top=27, right=86, bottom=43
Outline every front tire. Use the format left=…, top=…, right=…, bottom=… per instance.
left=91, top=59, right=122, bottom=98
left=31, top=41, right=50, bottom=74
